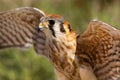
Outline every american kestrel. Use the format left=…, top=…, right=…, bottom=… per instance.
left=0, top=7, right=120, bottom=80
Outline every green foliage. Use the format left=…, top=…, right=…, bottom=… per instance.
left=0, top=48, right=56, bottom=80
left=0, top=0, right=120, bottom=80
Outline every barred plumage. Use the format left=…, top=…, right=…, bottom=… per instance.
left=0, top=8, right=120, bottom=80
left=76, top=21, right=120, bottom=80
left=0, top=9, right=80, bottom=80
left=34, top=15, right=80, bottom=80
left=0, top=7, right=45, bottom=48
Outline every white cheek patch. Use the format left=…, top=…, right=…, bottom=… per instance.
left=53, top=23, right=65, bottom=38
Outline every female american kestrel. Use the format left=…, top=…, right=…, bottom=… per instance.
left=0, top=7, right=120, bottom=80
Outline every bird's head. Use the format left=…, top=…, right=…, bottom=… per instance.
left=37, top=14, right=77, bottom=64
left=38, top=14, right=76, bottom=41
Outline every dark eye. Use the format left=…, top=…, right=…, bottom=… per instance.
left=49, top=20, right=55, bottom=25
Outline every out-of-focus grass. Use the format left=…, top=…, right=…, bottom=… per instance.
left=0, top=48, right=56, bottom=80
left=0, top=0, right=120, bottom=80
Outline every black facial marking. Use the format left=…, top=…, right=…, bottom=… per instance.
left=48, top=20, right=56, bottom=37
left=60, top=23, right=66, bottom=33
left=68, top=24, right=72, bottom=31
left=49, top=20, right=55, bottom=25
left=49, top=25, right=56, bottom=37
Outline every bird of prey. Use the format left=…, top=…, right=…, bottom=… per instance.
left=0, top=7, right=120, bottom=80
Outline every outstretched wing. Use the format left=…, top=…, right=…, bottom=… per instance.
left=0, top=7, right=45, bottom=49
left=76, top=20, right=120, bottom=80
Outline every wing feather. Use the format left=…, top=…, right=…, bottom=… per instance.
left=76, top=20, right=120, bottom=80
left=0, top=7, right=45, bottom=49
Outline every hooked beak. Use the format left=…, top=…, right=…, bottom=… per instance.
left=38, top=17, right=49, bottom=31
left=38, top=21, right=49, bottom=31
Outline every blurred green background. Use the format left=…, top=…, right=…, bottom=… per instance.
left=0, top=0, right=120, bottom=80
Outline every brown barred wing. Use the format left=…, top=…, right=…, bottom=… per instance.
left=76, top=20, right=120, bottom=80
left=0, top=7, right=45, bottom=49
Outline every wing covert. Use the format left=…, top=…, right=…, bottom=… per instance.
left=0, top=7, right=45, bottom=49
